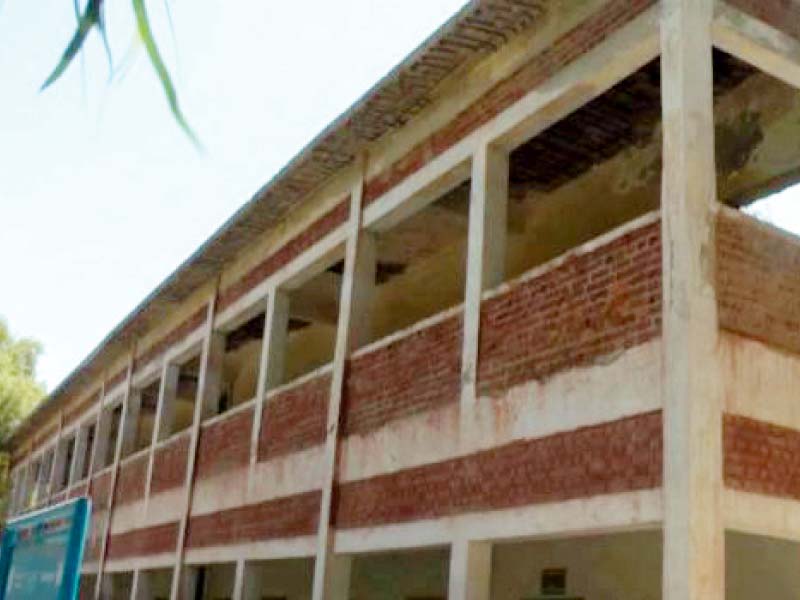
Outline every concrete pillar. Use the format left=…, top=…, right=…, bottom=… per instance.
left=92, top=406, right=113, bottom=473
left=312, top=168, right=371, bottom=600
left=121, top=390, right=142, bottom=457
left=199, top=332, right=225, bottom=420
left=660, top=1, right=724, bottom=600
left=232, top=560, right=265, bottom=600
left=155, top=364, right=181, bottom=442
left=70, top=425, right=89, bottom=485
left=461, top=142, right=508, bottom=436
left=448, top=539, right=491, bottom=600
left=131, top=569, right=152, bottom=600
left=249, top=290, right=290, bottom=479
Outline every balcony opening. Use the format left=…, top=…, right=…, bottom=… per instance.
left=350, top=547, right=450, bottom=599
left=79, top=422, right=95, bottom=480
left=361, top=177, right=471, bottom=348
left=134, top=377, right=160, bottom=452
left=173, top=353, right=200, bottom=431
left=220, top=311, right=265, bottom=413
left=281, top=264, right=343, bottom=386
left=56, top=434, right=75, bottom=491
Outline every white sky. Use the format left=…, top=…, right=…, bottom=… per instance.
left=0, top=0, right=798, bottom=392
left=0, top=0, right=465, bottom=390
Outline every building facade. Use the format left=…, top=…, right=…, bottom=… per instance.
left=7, top=0, right=800, bottom=598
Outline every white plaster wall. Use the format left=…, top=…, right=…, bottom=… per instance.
left=721, top=331, right=800, bottom=429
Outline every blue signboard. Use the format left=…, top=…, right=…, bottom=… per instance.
left=0, top=498, right=91, bottom=600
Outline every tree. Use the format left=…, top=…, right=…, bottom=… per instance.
left=0, top=318, right=45, bottom=519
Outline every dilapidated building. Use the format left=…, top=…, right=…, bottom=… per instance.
left=8, top=0, right=800, bottom=598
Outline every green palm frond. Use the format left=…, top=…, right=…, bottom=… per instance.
left=132, top=0, right=199, bottom=147
left=41, top=0, right=102, bottom=90
left=41, top=0, right=198, bottom=145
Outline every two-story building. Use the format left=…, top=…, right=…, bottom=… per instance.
left=7, top=0, right=800, bottom=598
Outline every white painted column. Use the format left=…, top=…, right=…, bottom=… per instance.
left=448, top=539, right=492, bottom=600
left=199, top=332, right=226, bottom=420
left=460, top=142, right=508, bottom=437
left=249, top=289, right=290, bottom=476
left=169, top=294, right=219, bottom=600
left=92, top=404, right=113, bottom=474
left=660, top=1, right=724, bottom=600
left=232, top=559, right=265, bottom=600
left=131, top=569, right=152, bottom=600
left=70, top=424, right=89, bottom=486
left=311, top=165, right=373, bottom=600
left=155, top=364, right=181, bottom=443
left=121, top=390, right=142, bottom=458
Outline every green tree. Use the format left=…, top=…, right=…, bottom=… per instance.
left=0, top=319, right=45, bottom=518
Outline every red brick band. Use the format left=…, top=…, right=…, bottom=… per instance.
left=478, top=220, right=662, bottom=397
left=717, top=210, right=800, bottom=356
left=259, top=373, right=331, bottom=461
left=195, top=407, right=253, bottom=480
left=335, top=411, right=662, bottom=529
left=343, top=312, right=463, bottom=436
left=724, top=413, right=800, bottom=501
left=185, top=490, right=321, bottom=548
left=115, top=453, right=148, bottom=505
left=106, top=521, right=179, bottom=561
left=150, top=433, right=190, bottom=495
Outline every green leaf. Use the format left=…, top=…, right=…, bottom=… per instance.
left=40, top=0, right=102, bottom=90
left=132, top=0, right=200, bottom=147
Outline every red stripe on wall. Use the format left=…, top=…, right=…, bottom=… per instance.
left=335, top=411, right=662, bottom=529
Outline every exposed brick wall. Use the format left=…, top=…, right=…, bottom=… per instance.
left=727, top=0, right=800, bottom=40
left=478, top=220, right=661, bottom=397
left=218, top=199, right=350, bottom=312
left=335, top=411, right=662, bottom=529
left=115, top=453, right=148, bottom=506
left=106, top=521, right=179, bottom=560
left=717, top=210, right=800, bottom=356
left=258, top=373, right=330, bottom=461
left=185, top=490, right=320, bottom=548
left=724, top=414, right=800, bottom=500
left=90, top=471, right=112, bottom=510
left=195, top=407, right=254, bottom=480
left=134, top=306, right=207, bottom=375
left=64, top=393, right=99, bottom=429
left=150, top=433, right=190, bottom=495
left=342, top=312, right=463, bottom=437
left=363, top=0, right=655, bottom=205
left=50, top=491, right=67, bottom=505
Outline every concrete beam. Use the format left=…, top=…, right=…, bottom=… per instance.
left=660, top=1, right=724, bottom=600
left=713, top=1, right=800, bottom=91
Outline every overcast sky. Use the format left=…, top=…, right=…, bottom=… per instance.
left=1, top=0, right=798, bottom=392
